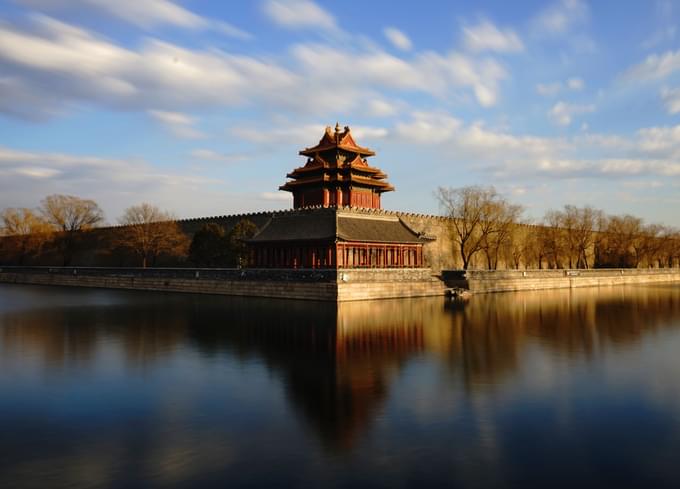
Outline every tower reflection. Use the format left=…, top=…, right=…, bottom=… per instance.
left=2, top=284, right=680, bottom=452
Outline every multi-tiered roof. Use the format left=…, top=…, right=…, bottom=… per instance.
left=280, top=124, right=394, bottom=209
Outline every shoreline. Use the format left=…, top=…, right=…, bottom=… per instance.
left=1, top=267, right=679, bottom=301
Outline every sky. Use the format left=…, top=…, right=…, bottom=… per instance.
left=1, top=0, right=680, bottom=226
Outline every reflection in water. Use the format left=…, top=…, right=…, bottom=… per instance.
left=2, top=284, right=680, bottom=487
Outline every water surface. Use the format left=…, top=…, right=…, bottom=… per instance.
left=2, top=283, right=680, bottom=488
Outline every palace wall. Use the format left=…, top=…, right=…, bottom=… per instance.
left=0, top=206, right=642, bottom=272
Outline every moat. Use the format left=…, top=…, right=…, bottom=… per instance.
left=2, top=283, right=680, bottom=488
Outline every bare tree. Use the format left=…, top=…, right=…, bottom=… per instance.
left=480, top=200, right=524, bottom=269
left=560, top=205, right=600, bottom=269
left=1, top=208, right=55, bottom=264
left=640, top=223, right=664, bottom=268
left=40, top=194, right=104, bottom=265
left=40, top=195, right=104, bottom=232
left=116, top=203, right=189, bottom=267
left=540, top=211, right=566, bottom=269
left=517, top=224, right=542, bottom=269
left=657, top=227, right=680, bottom=268
left=602, top=214, right=644, bottom=268
left=436, top=186, right=522, bottom=270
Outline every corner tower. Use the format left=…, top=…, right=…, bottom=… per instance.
left=279, top=124, right=394, bottom=209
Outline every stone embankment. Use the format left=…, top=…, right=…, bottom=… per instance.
left=2, top=267, right=679, bottom=302
left=0, top=267, right=446, bottom=302
left=443, top=268, right=680, bottom=293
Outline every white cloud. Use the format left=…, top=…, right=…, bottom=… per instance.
left=291, top=43, right=508, bottom=107
left=532, top=0, right=589, bottom=36
left=624, top=49, right=680, bottom=82
left=351, top=126, right=389, bottom=140
left=0, top=16, right=510, bottom=122
left=260, top=192, right=291, bottom=202
left=549, top=101, right=595, bottom=126
left=366, top=98, right=399, bottom=117
left=566, top=77, right=584, bottom=90
left=13, top=166, right=62, bottom=179
left=641, top=26, right=676, bottom=50
left=148, top=110, right=206, bottom=139
left=661, top=87, right=680, bottom=114
left=0, top=16, right=297, bottom=119
left=0, top=145, right=229, bottom=219
left=468, top=122, right=680, bottom=182
left=636, top=125, right=680, bottom=156
left=536, top=82, right=562, bottom=96
left=190, top=149, right=247, bottom=164
left=536, top=76, right=584, bottom=96
left=389, top=111, right=680, bottom=184
left=232, top=123, right=387, bottom=146
left=462, top=20, right=524, bottom=53
left=262, top=0, right=337, bottom=31
left=232, top=123, right=326, bottom=145
left=394, top=111, right=462, bottom=144
left=17, top=0, right=251, bottom=38
left=384, top=27, right=413, bottom=51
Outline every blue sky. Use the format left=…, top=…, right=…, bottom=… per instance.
left=2, top=0, right=680, bottom=226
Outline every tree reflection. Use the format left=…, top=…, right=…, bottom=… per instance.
left=2, top=284, right=680, bottom=456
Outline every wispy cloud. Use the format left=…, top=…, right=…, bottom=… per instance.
left=624, top=49, right=680, bottom=82
left=394, top=111, right=462, bottom=144
left=548, top=101, right=595, bottom=126
left=536, top=82, right=562, bottom=97
left=462, top=20, right=524, bottom=53
left=148, top=110, right=206, bottom=139
left=260, top=192, right=291, bottom=202
left=0, top=13, right=511, bottom=124
left=660, top=86, right=680, bottom=114
left=383, top=27, right=413, bottom=51
left=536, top=76, right=584, bottom=96
left=290, top=43, right=508, bottom=107
left=0, top=145, right=235, bottom=219
left=190, top=149, right=248, bottom=164
left=232, top=123, right=387, bottom=146
left=262, top=0, right=337, bottom=32
left=0, top=16, right=295, bottom=119
left=531, top=0, right=589, bottom=36
left=17, top=0, right=252, bottom=38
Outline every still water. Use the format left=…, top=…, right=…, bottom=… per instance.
left=2, top=283, right=680, bottom=488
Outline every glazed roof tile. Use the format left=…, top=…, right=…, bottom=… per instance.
left=248, top=208, right=424, bottom=244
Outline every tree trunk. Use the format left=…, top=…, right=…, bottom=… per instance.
left=460, top=248, right=469, bottom=270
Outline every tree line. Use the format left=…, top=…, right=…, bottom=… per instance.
left=3, top=190, right=679, bottom=270
left=0, top=195, right=256, bottom=267
left=436, top=185, right=680, bottom=270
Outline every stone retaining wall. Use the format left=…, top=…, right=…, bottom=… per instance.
left=3, top=267, right=677, bottom=301
left=0, top=267, right=446, bottom=302
left=454, top=269, right=680, bottom=293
